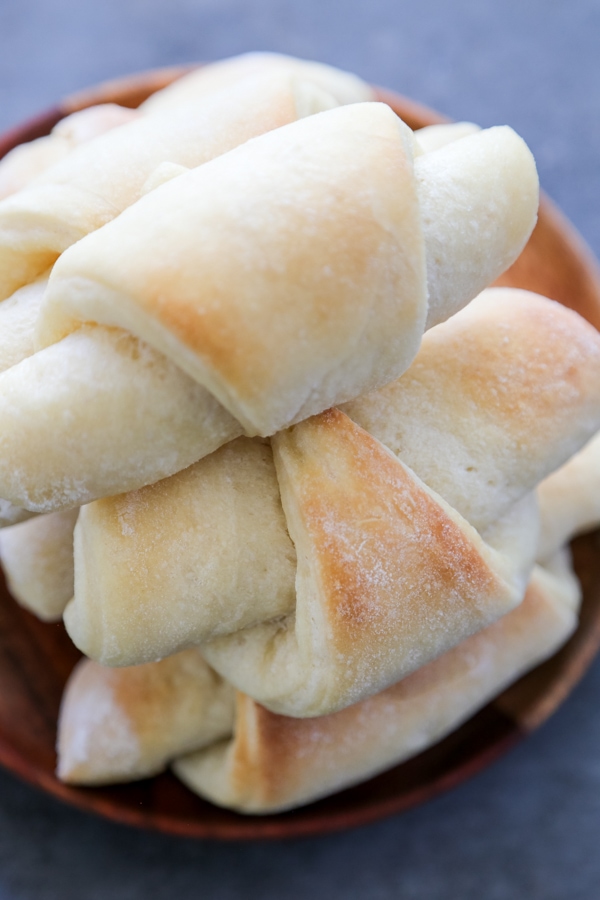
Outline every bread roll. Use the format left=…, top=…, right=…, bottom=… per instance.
left=0, top=508, right=78, bottom=621
left=0, top=275, right=47, bottom=371
left=0, top=105, right=138, bottom=201
left=63, top=289, right=600, bottom=717
left=39, top=110, right=537, bottom=431
left=0, top=110, right=537, bottom=513
left=0, top=73, right=336, bottom=302
left=140, top=51, right=374, bottom=113
left=176, top=553, right=579, bottom=813
left=537, top=430, right=600, bottom=561
left=200, top=424, right=537, bottom=717
left=57, top=648, right=233, bottom=784
left=57, top=551, right=579, bottom=811
left=0, top=275, right=50, bottom=527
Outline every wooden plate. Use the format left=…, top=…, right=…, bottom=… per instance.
left=0, top=67, right=599, bottom=841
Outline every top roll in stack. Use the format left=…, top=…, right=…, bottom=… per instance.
left=0, top=53, right=538, bottom=513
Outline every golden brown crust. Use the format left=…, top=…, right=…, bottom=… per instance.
left=0, top=115, right=539, bottom=515
left=202, top=408, right=528, bottom=717
left=343, top=289, right=600, bottom=531
left=278, top=409, right=511, bottom=664
left=40, top=103, right=426, bottom=436
left=176, top=557, right=577, bottom=812
left=0, top=73, right=322, bottom=302
left=57, top=649, right=234, bottom=784
left=66, top=290, right=600, bottom=719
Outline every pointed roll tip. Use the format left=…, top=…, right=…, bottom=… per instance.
left=56, top=658, right=143, bottom=786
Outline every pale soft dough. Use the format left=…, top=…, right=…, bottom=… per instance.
left=0, top=72, right=336, bottom=302
left=0, top=508, right=78, bottom=621
left=0, top=105, right=138, bottom=201
left=57, top=648, right=234, bottom=784
left=0, top=108, right=538, bottom=513
left=140, top=51, right=375, bottom=113
left=0, top=501, right=36, bottom=528
left=63, top=289, right=600, bottom=718
left=0, top=282, right=86, bottom=607
left=57, top=549, right=579, bottom=811
left=176, top=553, right=579, bottom=813
left=0, top=326, right=242, bottom=513
left=415, top=126, right=536, bottom=328
left=56, top=388, right=597, bottom=807
left=0, top=275, right=50, bottom=527
left=414, top=121, right=480, bottom=153
left=0, top=275, right=47, bottom=372
left=537, top=430, right=600, bottom=560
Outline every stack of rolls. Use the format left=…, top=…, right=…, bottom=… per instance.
left=0, top=52, right=598, bottom=814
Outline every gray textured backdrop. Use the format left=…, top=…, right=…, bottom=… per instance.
left=1, top=1, right=600, bottom=897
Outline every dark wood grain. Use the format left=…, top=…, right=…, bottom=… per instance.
left=0, top=69, right=599, bottom=841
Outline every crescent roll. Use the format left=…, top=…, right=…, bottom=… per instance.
left=56, top=392, right=599, bottom=807
left=537, top=430, right=600, bottom=561
left=56, top=550, right=579, bottom=810
left=62, top=288, right=600, bottom=717
left=0, top=72, right=338, bottom=302
left=0, top=104, right=139, bottom=201
left=175, top=553, right=580, bottom=813
left=139, top=51, right=375, bottom=114
left=0, top=275, right=50, bottom=527
left=57, top=648, right=234, bottom=785
left=0, top=109, right=538, bottom=513
left=0, top=275, right=76, bottom=582
left=0, top=508, right=78, bottom=621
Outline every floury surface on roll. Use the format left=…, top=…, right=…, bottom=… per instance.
left=40, top=113, right=537, bottom=416
left=0, top=105, right=538, bottom=513
left=56, top=418, right=600, bottom=812
left=0, top=508, right=78, bottom=621
left=56, top=550, right=580, bottom=812
left=0, top=70, right=340, bottom=303
left=175, top=553, right=581, bottom=814
left=63, top=288, right=600, bottom=718
left=57, top=649, right=234, bottom=785
left=0, top=50, right=370, bottom=205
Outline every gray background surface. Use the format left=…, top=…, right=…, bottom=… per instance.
left=1, top=1, right=600, bottom=897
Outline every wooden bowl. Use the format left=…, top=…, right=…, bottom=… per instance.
left=0, top=67, right=599, bottom=841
